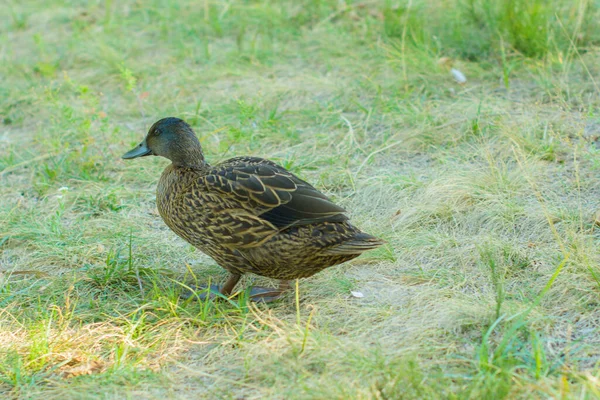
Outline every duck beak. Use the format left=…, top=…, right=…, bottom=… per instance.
left=122, top=140, right=152, bottom=159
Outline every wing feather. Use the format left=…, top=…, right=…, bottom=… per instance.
left=202, top=157, right=348, bottom=230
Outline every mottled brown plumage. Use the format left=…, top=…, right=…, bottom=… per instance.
left=123, top=117, right=384, bottom=300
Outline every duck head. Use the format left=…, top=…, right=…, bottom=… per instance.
left=122, top=117, right=205, bottom=167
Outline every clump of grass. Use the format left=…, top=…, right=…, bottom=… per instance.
left=384, top=0, right=599, bottom=60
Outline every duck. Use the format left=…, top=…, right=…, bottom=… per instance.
left=122, top=117, right=384, bottom=301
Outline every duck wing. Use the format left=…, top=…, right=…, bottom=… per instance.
left=203, top=157, right=348, bottom=230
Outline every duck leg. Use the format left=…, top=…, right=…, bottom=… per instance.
left=182, top=273, right=241, bottom=300
left=248, top=280, right=291, bottom=303
left=220, top=273, right=241, bottom=296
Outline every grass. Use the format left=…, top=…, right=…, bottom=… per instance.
left=1, top=0, right=600, bottom=398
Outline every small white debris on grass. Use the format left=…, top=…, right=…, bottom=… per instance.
left=57, top=187, right=69, bottom=198
left=451, top=68, right=467, bottom=84
left=438, top=57, right=467, bottom=85
left=351, top=291, right=364, bottom=298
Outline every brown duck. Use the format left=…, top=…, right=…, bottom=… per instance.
left=123, top=117, right=384, bottom=301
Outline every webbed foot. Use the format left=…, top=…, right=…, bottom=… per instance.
left=246, top=286, right=286, bottom=303
left=180, top=284, right=223, bottom=300
left=180, top=279, right=291, bottom=304
left=247, top=280, right=291, bottom=303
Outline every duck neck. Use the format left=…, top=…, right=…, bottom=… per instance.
left=171, top=145, right=207, bottom=169
left=170, top=137, right=207, bottom=169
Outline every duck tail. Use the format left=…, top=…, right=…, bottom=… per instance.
left=321, top=232, right=386, bottom=255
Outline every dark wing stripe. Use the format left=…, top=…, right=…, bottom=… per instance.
left=285, top=193, right=346, bottom=213
left=260, top=206, right=348, bottom=229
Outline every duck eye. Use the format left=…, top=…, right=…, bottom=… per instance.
left=154, top=128, right=161, bottom=136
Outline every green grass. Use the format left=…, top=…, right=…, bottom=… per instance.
left=1, top=0, right=600, bottom=398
